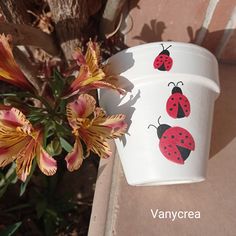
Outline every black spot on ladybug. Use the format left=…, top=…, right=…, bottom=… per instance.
left=171, top=98, right=174, bottom=100
left=169, top=108, right=173, bottom=111
left=164, top=136, right=167, bottom=139
left=164, top=146, right=167, bottom=149
left=168, top=153, right=171, bottom=155
left=173, top=103, right=176, bottom=106
left=177, top=157, right=180, bottom=160
left=189, top=143, right=192, bottom=146
left=179, top=132, right=182, bottom=135
left=184, top=104, right=187, bottom=107
left=179, top=97, right=182, bottom=100
left=171, top=135, right=175, bottom=138
left=181, top=139, right=184, bottom=143
left=185, top=135, right=188, bottom=138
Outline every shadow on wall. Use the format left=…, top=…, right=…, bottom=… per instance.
left=131, top=20, right=228, bottom=55
left=130, top=20, right=236, bottom=158
left=133, top=20, right=166, bottom=42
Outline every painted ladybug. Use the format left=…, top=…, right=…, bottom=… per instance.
left=148, top=117, right=195, bottom=164
left=166, top=81, right=190, bottom=119
left=153, top=44, right=173, bottom=71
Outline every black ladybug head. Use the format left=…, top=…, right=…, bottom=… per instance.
left=168, top=81, right=184, bottom=94
left=160, top=44, right=172, bottom=56
left=148, top=116, right=171, bottom=139
left=156, top=124, right=171, bottom=138
left=172, top=86, right=182, bottom=94
left=160, top=49, right=170, bottom=56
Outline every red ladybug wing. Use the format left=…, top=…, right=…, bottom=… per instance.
left=164, top=127, right=195, bottom=151
left=166, top=94, right=179, bottom=118
left=166, top=94, right=190, bottom=118
left=159, top=127, right=195, bottom=164
left=153, top=55, right=165, bottom=69
left=163, top=57, right=173, bottom=71
left=159, top=137, right=184, bottom=164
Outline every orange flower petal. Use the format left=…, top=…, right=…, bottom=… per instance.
left=66, top=93, right=127, bottom=159
left=0, top=107, right=32, bottom=130
left=85, top=41, right=100, bottom=75
left=65, top=41, right=106, bottom=98
left=93, top=109, right=127, bottom=138
left=0, top=108, right=33, bottom=170
left=0, top=147, right=12, bottom=167
left=16, top=139, right=37, bottom=182
left=79, top=127, right=112, bottom=159
left=0, top=34, right=33, bottom=90
left=65, top=138, right=83, bottom=171
left=79, top=80, right=126, bottom=94
left=0, top=136, right=31, bottom=167
left=69, top=65, right=90, bottom=93
left=36, top=146, right=57, bottom=176
left=67, top=94, right=96, bottom=128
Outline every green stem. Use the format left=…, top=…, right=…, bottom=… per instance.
left=3, top=203, right=31, bottom=213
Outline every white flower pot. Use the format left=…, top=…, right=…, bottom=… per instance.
left=99, top=42, right=220, bottom=186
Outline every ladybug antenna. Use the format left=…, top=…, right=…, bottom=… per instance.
left=157, top=116, right=162, bottom=125
left=168, top=82, right=176, bottom=87
left=148, top=124, right=158, bottom=131
left=161, top=43, right=164, bottom=50
left=165, top=45, right=172, bottom=50
left=148, top=116, right=161, bottom=131
left=177, top=81, right=184, bottom=87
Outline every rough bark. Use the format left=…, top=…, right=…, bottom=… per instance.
left=0, top=22, right=60, bottom=56
left=0, top=0, right=31, bottom=24
left=47, top=0, right=91, bottom=60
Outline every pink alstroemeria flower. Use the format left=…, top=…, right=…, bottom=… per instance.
left=0, top=34, right=33, bottom=91
left=65, top=94, right=127, bottom=171
left=64, top=40, right=125, bottom=98
left=0, top=107, right=57, bottom=181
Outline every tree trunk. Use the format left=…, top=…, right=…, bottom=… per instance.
left=0, top=0, right=31, bottom=24
left=47, top=0, right=97, bottom=60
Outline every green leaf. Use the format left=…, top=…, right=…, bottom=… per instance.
left=0, top=222, right=22, bottom=236
left=0, top=163, right=17, bottom=198
left=46, top=138, right=62, bottom=156
left=0, top=185, right=8, bottom=198
left=36, top=199, right=47, bottom=219
left=3, top=203, right=30, bottom=213
left=43, top=121, right=56, bottom=147
left=20, top=160, right=36, bottom=197
left=0, top=92, right=32, bottom=98
left=59, top=137, right=73, bottom=152
left=49, top=69, right=65, bottom=98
